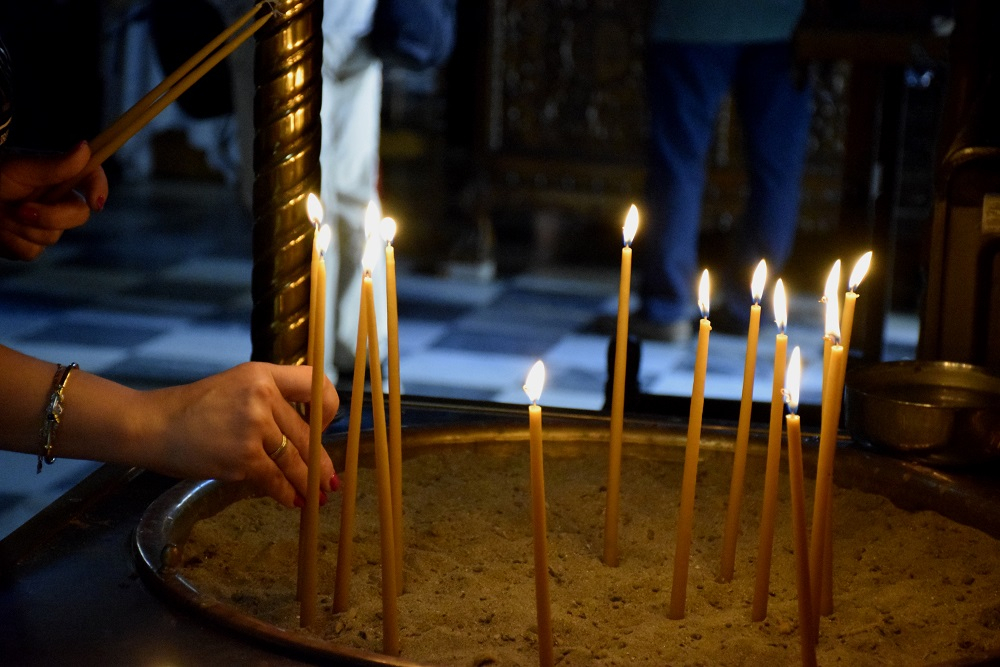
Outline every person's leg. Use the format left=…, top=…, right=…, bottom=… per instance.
left=320, top=34, right=386, bottom=378
left=641, top=42, right=739, bottom=331
left=731, top=42, right=812, bottom=281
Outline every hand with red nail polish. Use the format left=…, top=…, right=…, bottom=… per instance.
left=0, top=140, right=110, bottom=260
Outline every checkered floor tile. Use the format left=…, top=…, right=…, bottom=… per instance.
left=0, top=181, right=919, bottom=539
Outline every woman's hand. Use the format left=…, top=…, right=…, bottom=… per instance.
left=0, top=140, right=109, bottom=260
left=140, top=362, right=340, bottom=508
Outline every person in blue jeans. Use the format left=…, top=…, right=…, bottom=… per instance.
left=638, top=0, right=812, bottom=341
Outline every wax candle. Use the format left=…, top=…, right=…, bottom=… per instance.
left=305, top=193, right=324, bottom=369
left=820, top=260, right=840, bottom=399
left=785, top=347, right=817, bottom=667
left=299, top=218, right=331, bottom=628
left=524, top=360, right=554, bottom=667
left=819, top=259, right=842, bottom=619
left=381, top=216, right=404, bottom=594
left=298, top=194, right=324, bottom=603
left=669, top=269, right=711, bottom=620
left=333, top=276, right=370, bottom=613
left=720, top=259, right=766, bottom=582
left=363, top=234, right=400, bottom=655
left=604, top=204, right=639, bottom=567
left=810, top=291, right=846, bottom=640
left=752, top=278, right=788, bottom=621
left=841, top=251, right=872, bottom=356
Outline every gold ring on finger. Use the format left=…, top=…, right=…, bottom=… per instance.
left=268, top=434, right=289, bottom=461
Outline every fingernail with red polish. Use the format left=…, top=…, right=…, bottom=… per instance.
left=94, top=195, right=105, bottom=212
left=293, top=495, right=305, bottom=509
left=330, top=473, right=341, bottom=493
left=16, top=205, right=40, bottom=223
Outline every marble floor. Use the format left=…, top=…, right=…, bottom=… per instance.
left=0, top=180, right=920, bottom=540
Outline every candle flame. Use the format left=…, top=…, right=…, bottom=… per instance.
left=823, top=260, right=841, bottom=304
left=774, top=278, right=787, bottom=332
left=825, top=283, right=841, bottom=342
left=848, top=251, right=873, bottom=292
left=364, top=200, right=381, bottom=239
left=751, top=259, right=767, bottom=304
left=623, top=204, right=639, bottom=247
left=361, top=232, right=381, bottom=273
left=822, top=259, right=841, bottom=341
left=306, top=192, right=324, bottom=226
left=523, top=360, right=545, bottom=404
left=380, top=217, right=397, bottom=245
left=698, top=269, right=710, bottom=319
left=785, top=345, right=801, bottom=414
left=315, top=223, right=332, bottom=258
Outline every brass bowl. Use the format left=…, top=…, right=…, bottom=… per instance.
left=844, top=360, right=1000, bottom=467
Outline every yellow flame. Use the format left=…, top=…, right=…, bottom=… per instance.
left=824, top=259, right=841, bottom=304
left=364, top=200, right=381, bottom=239
left=774, top=278, right=787, bottom=331
left=825, top=286, right=841, bottom=341
left=848, top=251, right=873, bottom=292
left=751, top=259, right=767, bottom=303
left=623, top=204, right=639, bottom=246
left=306, top=192, right=324, bottom=225
left=380, top=217, right=397, bottom=245
left=523, top=360, right=546, bottom=403
left=361, top=232, right=381, bottom=273
left=315, top=223, right=332, bottom=257
left=698, top=269, right=710, bottom=319
left=785, top=345, right=801, bottom=414
left=823, top=259, right=841, bottom=340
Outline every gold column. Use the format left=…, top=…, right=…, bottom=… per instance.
left=250, top=0, right=323, bottom=364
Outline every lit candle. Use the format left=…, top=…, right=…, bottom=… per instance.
left=752, top=278, right=788, bottom=621
left=604, top=204, right=639, bottom=567
left=381, top=216, right=404, bottom=595
left=841, top=251, right=872, bottom=356
left=333, top=260, right=371, bottom=613
left=818, top=259, right=840, bottom=620
left=524, top=360, right=554, bottom=667
left=785, top=347, right=817, bottom=667
left=305, top=193, right=324, bottom=369
left=820, top=260, right=840, bottom=399
left=298, top=195, right=325, bottom=605
left=810, top=286, right=846, bottom=639
left=299, top=212, right=331, bottom=628
left=669, top=269, right=711, bottom=620
left=720, top=259, right=766, bottom=582
left=363, top=234, right=399, bottom=655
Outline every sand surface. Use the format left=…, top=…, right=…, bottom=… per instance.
left=180, top=441, right=1000, bottom=666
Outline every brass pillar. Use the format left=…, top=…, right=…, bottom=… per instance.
left=250, top=0, right=322, bottom=364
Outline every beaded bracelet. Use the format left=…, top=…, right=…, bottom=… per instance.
left=38, top=362, right=79, bottom=474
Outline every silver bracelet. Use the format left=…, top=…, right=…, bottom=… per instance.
left=38, top=362, right=79, bottom=474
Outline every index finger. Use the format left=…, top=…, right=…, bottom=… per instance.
left=266, top=363, right=340, bottom=425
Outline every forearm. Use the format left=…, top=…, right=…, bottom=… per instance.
left=0, top=345, right=146, bottom=466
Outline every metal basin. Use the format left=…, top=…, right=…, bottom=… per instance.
left=844, top=360, right=1000, bottom=467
